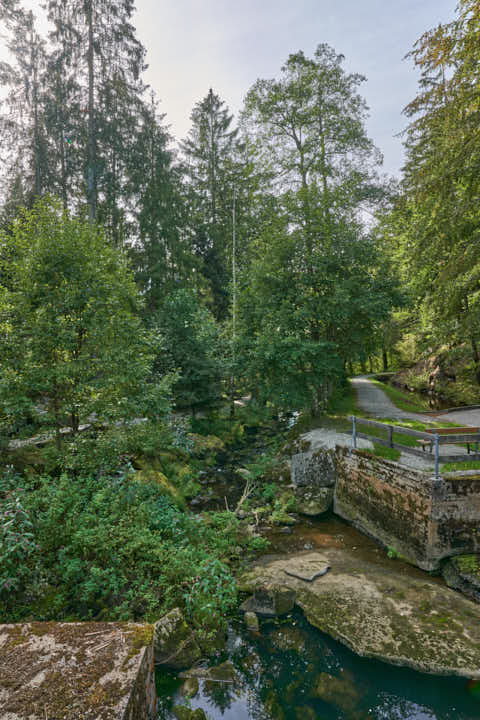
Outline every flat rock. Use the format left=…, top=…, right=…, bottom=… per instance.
left=282, top=555, right=330, bottom=582
left=0, top=621, right=156, bottom=720
left=239, top=550, right=480, bottom=679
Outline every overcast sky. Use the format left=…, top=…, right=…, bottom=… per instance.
left=3, top=0, right=457, bottom=177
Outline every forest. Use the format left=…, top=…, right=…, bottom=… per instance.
left=1, top=0, right=480, bottom=637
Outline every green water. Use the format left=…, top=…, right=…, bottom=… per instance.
left=156, top=610, right=480, bottom=719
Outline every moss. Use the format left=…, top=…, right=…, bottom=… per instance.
left=457, top=554, right=480, bottom=578
left=134, top=467, right=185, bottom=507
left=122, top=624, right=154, bottom=666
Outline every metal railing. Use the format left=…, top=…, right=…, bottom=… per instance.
left=349, top=416, right=480, bottom=479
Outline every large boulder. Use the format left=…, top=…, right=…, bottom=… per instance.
left=240, top=550, right=480, bottom=679
left=153, top=608, right=202, bottom=669
left=294, top=486, right=334, bottom=516
left=290, top=449, right=337, bottom=488
left=443, top=554, right=480, bottom=604
left=240, top=583, right=295, bottom=616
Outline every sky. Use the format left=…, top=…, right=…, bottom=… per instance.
left=3, top=0, right=457, bottom=177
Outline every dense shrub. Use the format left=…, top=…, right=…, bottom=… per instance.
left=0, top=468, right=242, bottom=630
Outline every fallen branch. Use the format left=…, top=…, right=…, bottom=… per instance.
left=235, top=478, right=255, bottom=517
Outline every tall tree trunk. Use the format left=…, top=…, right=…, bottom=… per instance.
left=382, top=348, right=389, bottom=372
left=32, top=37, right=41, bottom=198
left=87, top=0, right=96, bottom=223
left=464, top=296, right=480, bottom=384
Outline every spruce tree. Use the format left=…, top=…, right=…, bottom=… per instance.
left=181, top=89, right=239, bottom=319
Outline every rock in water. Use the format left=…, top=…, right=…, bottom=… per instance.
left=269, top=626, right=306, bottom=653
left=244, top=611, right=260, bottom=632
left=239, top=550, right=480, bottom=679
left=181, top=677, right=199, bottom=698
left=173, top=707, right=207, bottom=720
left=294, top=486, right=334, bottom=516
left=154, top=608, right=201, bottom=669
left=240, top=583, right=295, bottom=616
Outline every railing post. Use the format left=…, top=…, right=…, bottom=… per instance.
left=352, top=416, right=357, bottom=450
left=388, top=425, right=393, bottom=448
left=434, top=433, right=439, bottom=479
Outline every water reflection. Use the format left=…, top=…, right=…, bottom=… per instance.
left=156, top=611, right=479, bottom=720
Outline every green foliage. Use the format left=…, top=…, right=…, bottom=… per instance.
left=387, top=1, right=480, bottom=384
left=0, top=467, right=37, bottom=594
left=387, top=547, right=399, bottom=560
left=0, top=199, right=171, bottom=446
left=261, top=483, right=278, bottom=503
left=56, top=420, right=180, bottom=478
left=153, top=289, right=223, bottom=412
left=442, top=461, right=480, bottom=472
left=180, top=89, right=240, bottom=320
left=0, top=468, right=244, bottom=629
left=239, top=46, right=400, bottom=411
left=184, top=557, right=237, bottom=635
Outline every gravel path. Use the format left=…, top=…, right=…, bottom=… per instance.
left=350, top=375, right=437, bottom=423
left=301, top=376, right=477, bottom=471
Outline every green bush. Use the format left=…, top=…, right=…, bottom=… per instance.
left=0, top=468, right=243, bottom=631
left=0, top=467, right=37, bottom=594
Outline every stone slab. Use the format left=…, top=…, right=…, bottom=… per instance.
left=282, top=555, right=330, bottom=582
left=0, top=622, right=156, bottom=720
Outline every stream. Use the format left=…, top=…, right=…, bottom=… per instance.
left=156, top=427, right=480, bottom=720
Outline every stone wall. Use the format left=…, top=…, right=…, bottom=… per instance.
left=334, top=447, right=480, bottom=571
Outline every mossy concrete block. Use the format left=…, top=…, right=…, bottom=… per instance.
left=0, top=621, right=156, bottom=719
left=240, top=550, right=480, bottom=679
left=153, top=608, right=201, bottom=670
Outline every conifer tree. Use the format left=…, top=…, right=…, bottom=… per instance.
left=181, top=89, right=239, bottom=319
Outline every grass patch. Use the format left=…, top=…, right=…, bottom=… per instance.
left=372, top=444, right=401, bottom=461
left=442, top=460, right=480, bottom=472
left=288, top=381, right=363, bottom=437
left=369, top=378, right=430, bottom=413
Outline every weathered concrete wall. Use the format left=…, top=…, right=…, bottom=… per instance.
left=0, top=622, right=156, bottom=720
left=334, top=447, right=480, bottom=571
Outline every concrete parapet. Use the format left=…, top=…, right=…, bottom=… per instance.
left=0, top=622, right=156, bottom=719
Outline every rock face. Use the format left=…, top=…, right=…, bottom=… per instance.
left=239, top=551, right=480, bottom=679
left=153, top=608, right=201, bottom=669
left=0, top=622, right=156, bottom=720
left=443, top=555, right=480, bottom=604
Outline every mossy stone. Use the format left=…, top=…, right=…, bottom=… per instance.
left=154, top=608, right=201, bottom=670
